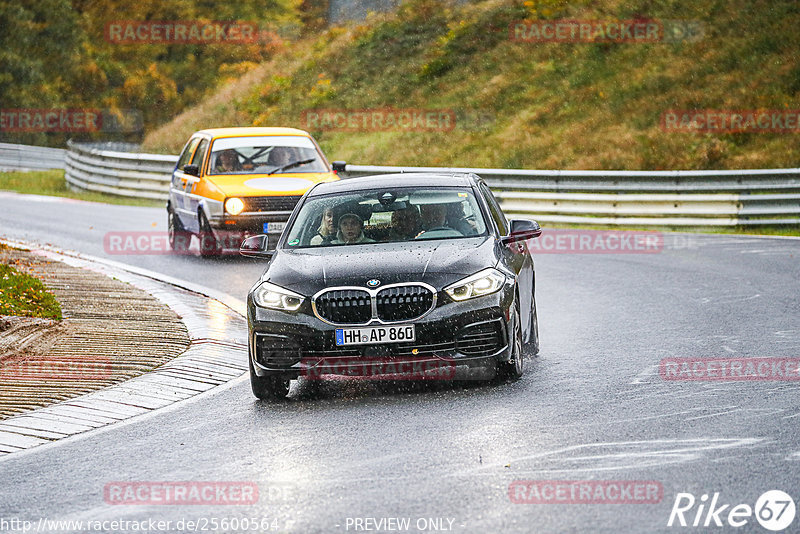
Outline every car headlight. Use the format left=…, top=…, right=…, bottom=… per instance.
left=224, top=197, right=245, bottom=215
left=444, top=268, right=507, bottom=301
left=253, top=281, right=304, bottom=311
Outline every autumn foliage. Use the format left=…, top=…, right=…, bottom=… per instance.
left=0, top=0, right=303, bottom=146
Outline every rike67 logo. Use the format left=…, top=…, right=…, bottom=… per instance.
left=668, top=490, right=796, bottom=531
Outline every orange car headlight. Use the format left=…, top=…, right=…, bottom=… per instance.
left=224, top=197, right=245, bottom=216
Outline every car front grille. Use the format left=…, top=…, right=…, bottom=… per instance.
left=456, top=319, right=506, bottom=356
left=313, top=284, right=436, bottom=325
left=375, top=285, right=435, bottom=322
left=242, top=196, right=301, bottom=213
left=314, top=289, right=373, bottom=324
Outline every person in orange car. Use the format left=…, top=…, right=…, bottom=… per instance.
left=214, top=149, right=242, bottom=173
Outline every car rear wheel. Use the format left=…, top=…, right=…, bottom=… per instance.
left=249, top=355, right=291, bottom=400
left=498, top=302, right=524, bottom=380
left=198, top=211, right=221, bottom=257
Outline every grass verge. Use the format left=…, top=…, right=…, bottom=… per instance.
left=0, top=170, right=163, bottom=207
left=0, top=261, right=62, bottom=321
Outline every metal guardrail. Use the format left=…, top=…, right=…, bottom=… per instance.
left=26, top=142, right=800, bottom=226
left=340, top=164, right=800, bottom=226
left=0, top=142, right=66, bottom=171
left=65, top=140, right=177, bottom=200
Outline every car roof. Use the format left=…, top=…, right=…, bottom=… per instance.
left=196, top=127, right=313, bottom=138
left=309, top=173, right=478, bottom=195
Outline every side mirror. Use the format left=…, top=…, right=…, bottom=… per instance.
left=331, top=161, right=347, bottom=173
left=183, top=164, right=200, bottom=177
left=240, top=234, right=273, bottom=258
left=502, top=219, right=542, bottom=244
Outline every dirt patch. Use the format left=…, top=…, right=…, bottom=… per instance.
left=0, top=315, right=72, bottom=362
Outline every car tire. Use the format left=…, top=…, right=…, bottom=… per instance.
left=167, top=206, right=187, bottom=252
left=198, top=211, right=221, bottom=257
left=248, top=355, right=291, bottom=400
left=498, top=302, right=524, bottom=380
left=526, top=297, right=540, bottom=356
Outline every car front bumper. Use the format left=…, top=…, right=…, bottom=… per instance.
left=207, top=213, right=290, bottom=250
left=247, top=288, right=515, bottom=380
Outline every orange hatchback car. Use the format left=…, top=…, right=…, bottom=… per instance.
left=167, top=127, right=340, bottom=255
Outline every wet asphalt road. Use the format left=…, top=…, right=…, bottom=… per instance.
left=0, top=192, right=799, bottom=533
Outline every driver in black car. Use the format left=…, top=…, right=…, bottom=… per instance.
left=447, top=202, right=477, bottom=236
left=417, top=203, right=463, bottom=238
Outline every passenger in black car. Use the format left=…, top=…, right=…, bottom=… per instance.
left=332, top=213, right=375, bottom=244
left=388, top=205, right=421, bottom=241
left=310, top=207, right=336, bottom=245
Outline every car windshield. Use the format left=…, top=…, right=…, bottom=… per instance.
left=283, top=187, right=488, bottom=248
left=208, top=135, right=328, bottom=175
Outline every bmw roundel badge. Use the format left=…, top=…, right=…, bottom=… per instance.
left=367, top=279, right=381, bottom=288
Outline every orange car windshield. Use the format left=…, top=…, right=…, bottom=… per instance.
left=208, top=136, right=327, bottom=175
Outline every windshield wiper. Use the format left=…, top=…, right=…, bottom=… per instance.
left=266, top=158, right=315, bottom=175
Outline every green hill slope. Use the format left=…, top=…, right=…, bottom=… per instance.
left=143, top=0, right=800, bottom=170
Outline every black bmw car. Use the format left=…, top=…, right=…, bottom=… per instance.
left=240, top=172, right=542, bottom=399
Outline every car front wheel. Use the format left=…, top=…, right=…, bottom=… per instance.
left=497, top=302, right=524, bottom=380
left=249, top=355, right=290, bottom=399
left=167, top=206, right=186, bottom=252
left=198, top=211, right=221, bottom=257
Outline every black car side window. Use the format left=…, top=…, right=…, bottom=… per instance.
left=479, top=183, right=508, bottom=236
left=177, top=137, right=201, bottom=170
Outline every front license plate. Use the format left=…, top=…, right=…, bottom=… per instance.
left=263, top=221, right=286, bottom=234
left=335, top=325, right=416, bottom=346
